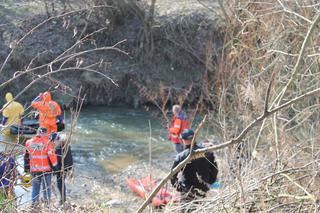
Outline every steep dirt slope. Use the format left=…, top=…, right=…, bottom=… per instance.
left=0, top=0, right=223, bottom=108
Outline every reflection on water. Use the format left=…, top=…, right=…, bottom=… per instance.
left=71, top=107, right=172, bottom=173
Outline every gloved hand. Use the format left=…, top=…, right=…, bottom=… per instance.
left=211, top=181, right=221, bottom=189
left=175, top=182, right=186, bottom=192
left=56, top=115, right=64, bottom=124
left=1, top=116, right=8, bottom=126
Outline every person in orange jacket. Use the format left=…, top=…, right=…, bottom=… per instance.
left=24, top=127, right=58, bottom=206
left=31, top=91, right=62, bottom=135
left=168, top=105, right=190, bottom=153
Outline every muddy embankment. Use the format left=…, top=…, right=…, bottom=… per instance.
left=0, top=1, right=223, bottom=109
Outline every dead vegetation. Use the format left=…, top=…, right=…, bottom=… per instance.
left=154, top=0, right=320, bottom=212
left=1, top=0, right=320, bottom=212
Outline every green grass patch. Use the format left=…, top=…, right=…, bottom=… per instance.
left=0, top=191, right=15, bottom=212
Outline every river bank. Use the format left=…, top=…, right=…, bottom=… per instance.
left=10, top=106, right=175, bottom=212
left=0, top=0, right=223, bottom=109
left=69, top=157, right=174, bottom=212
left=16, top=156, right=175, bottom=212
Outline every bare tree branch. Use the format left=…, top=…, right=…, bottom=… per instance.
left=0, top=5, right=115, bottom=75
left=137, top=85, right=320, bottom=213
left=0, top=42, right=127, bottom=90
left=273, top=12, right=320, bottom=106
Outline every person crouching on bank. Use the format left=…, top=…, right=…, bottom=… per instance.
left=171, top=129, right=218, bottom=212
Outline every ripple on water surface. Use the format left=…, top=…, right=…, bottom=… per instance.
left=69, top=107, right=172, bottom=173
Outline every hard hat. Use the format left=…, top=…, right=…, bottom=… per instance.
left=181, top=129, right=194, bottom=140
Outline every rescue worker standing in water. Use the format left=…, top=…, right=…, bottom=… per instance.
left=31, top=91, right=62, bottom=134
left=168, top=105, right=190, bottom=153
left=24, top=127, right=58, bottom=207
left=1, top=92, right=24, bottom=135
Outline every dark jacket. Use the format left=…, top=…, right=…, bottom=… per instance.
left=55, top=142, right=73, bottom=172
left=0, top=153, right=15, bottom=188
left=171, top=143, right=218, bottom=194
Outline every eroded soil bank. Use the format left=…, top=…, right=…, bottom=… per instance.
left=0, top=0, right=223, bottom=109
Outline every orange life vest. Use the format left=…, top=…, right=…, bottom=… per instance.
left=25, top=135, right=58, bottom=172
left=169, top=111, right=190, bottom=144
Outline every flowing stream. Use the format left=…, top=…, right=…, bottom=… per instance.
left=1, top=106, right=212, bottom=208
left=70, top=106, right=172, bottom=173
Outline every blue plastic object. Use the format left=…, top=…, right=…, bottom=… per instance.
left=211, top=181, right=221, bottom=189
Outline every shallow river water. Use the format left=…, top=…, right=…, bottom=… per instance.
left=71, top=106, right=172, bottom=173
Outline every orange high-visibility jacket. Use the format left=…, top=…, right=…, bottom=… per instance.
left=31, top=92, right=62, bottom=134
left=25, top=135, right=58, bottom=172
left=169, top=111, right=190, bottom=144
